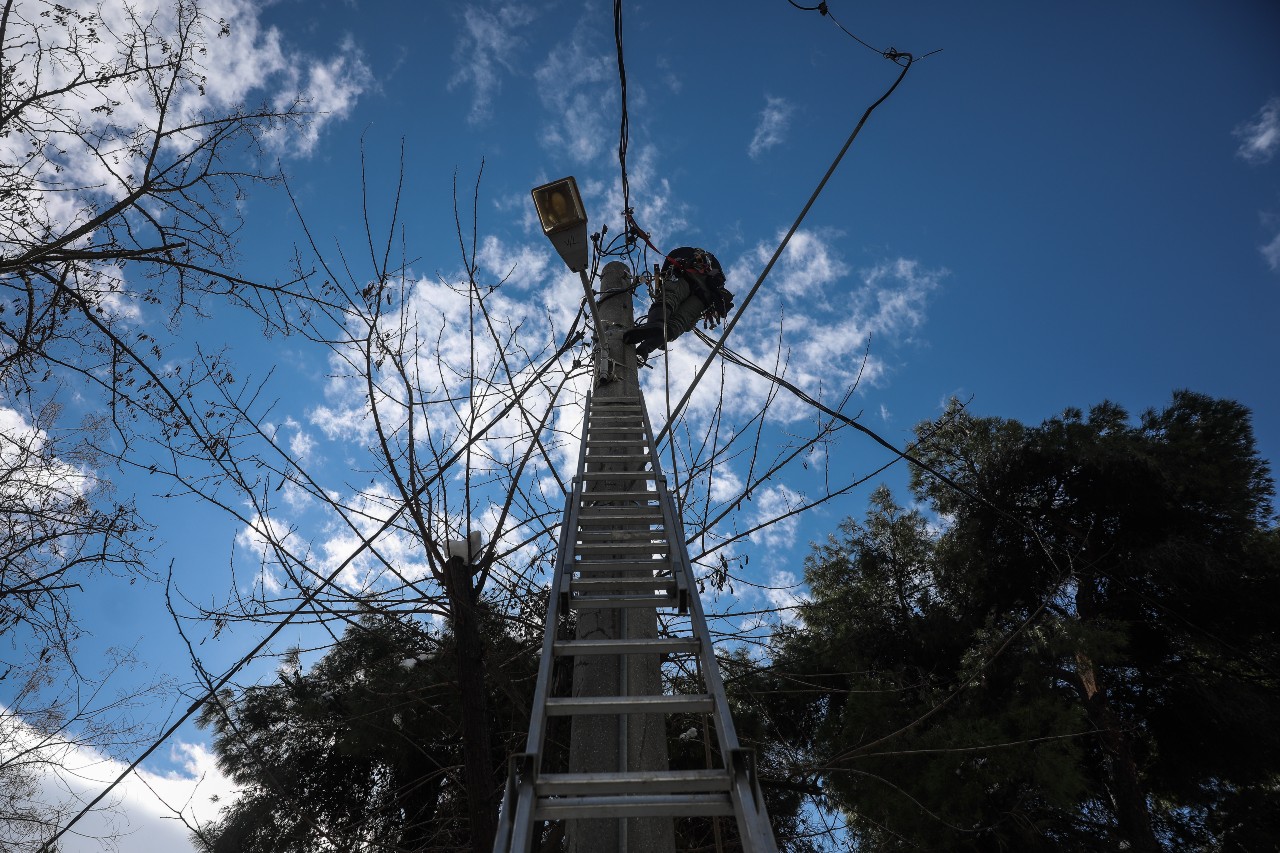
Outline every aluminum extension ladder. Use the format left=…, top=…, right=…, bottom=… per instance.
left=493, top=392, right=777, bottom=852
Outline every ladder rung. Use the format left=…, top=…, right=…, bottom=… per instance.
left=534, top=793, right=733, bottom=820
left=544, top=694, right=714, bottom=715
left=576, top=530, right=664, bottom=542
left=578, top=525, right=665, bottom=537
left=554, top=638, right=701, bottom=656
left=574, top=542, right=669, bottom=553
left=574, top=560, right=671, bottom=573
left=581, top=456, right=650, bottom=463
left=583, top=442, right=649, bottom=450
left=570, top=577, right=676, bottom=592
left=580, top=471, right=657, bottom=480
left=566, top=594, right=679, bottom=609
left=580, top=491, right=658, bottom=501
left=536, top=769, right=731, bottom=795
left=577, top=506, right=663, bottom=518
left=592, top=398, right=641, bottom=404
left=577, top=517, right=663, bottom=528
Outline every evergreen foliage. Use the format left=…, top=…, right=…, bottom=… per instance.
left=766, top=391, right=1280, bottom=851
left=194, top=611, right=539, bottom=851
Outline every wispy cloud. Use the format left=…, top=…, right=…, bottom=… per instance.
left=1261, top=229, right=1280, bottom=272
left=273, top=35, right=375, bottom=155
left=533, top=19, right=613, bottom=162
left=656, top=55, right=683, bottom=94
left=748, top=95, right=795, bottom=160
left=749, top=485, right=804, bottom=548
left=1234, top=96, right=1280, bottom=165
left=2, top=716, right=236, bottom=853
left=449, top=4, right=536, bottom=125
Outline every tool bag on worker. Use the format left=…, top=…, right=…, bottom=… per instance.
left=662, top=247, right=733, bottom=327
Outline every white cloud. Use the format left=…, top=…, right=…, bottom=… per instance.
left=708, top=466, right=745, bottom=504
left=0, top=0, right=371, bottom=344
left=1234, top=96, right=1280, bottom=165
left=763, top=568, right=804, bottom=613
left=1262, top=229, right=1280, bottom=272
left=269, top=35, right=374, bottom=156
left=532, top=19, right=614, bottom=162
left=235, top=512, right=297, bottom=593
left=0, top=406, right=95, bottom=515
left=450, top=4, right=537, bottom=124
left=478, top=235, right=553, bottom=290
left=656, top=55, right=682, bottom=94
left=748, top=484, right=804, bottom=548
left=748, top=95, right=795, bottom=160
left=2, top=714, right=236, bottom=853
left=288, top=428, right=316, bottom=464
left=313, top=486, right=432, bottom=591
left=648, top=232, right=942, bottom=428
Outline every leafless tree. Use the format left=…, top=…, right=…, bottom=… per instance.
left=144, top=147, right=903, bottom=850
left=0, top=4, right=918, bottom=850
left=0, top=0, right=316, bottom=843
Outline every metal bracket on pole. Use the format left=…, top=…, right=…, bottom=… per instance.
left=594, top=342, right=622, bottom=384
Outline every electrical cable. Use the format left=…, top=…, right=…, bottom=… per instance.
left=689, top=328, right=987, bottom=511
left=36, top=314, right=589, bottom=852
left=702, top=329, right=1280, bottom=780
left=652, top=53, right=914, bottom=449
left=614, top=0, right=633, bottom=241
left=786, top=0, right=943, bottom=65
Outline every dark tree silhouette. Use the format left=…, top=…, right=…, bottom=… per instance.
left=762, top=391, right=1280, bottom=851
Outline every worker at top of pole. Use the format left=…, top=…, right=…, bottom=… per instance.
left=621, top=246, right=734, bottom=361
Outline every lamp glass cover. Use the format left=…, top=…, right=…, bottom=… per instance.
left=532, top=177, right=586, bottom=235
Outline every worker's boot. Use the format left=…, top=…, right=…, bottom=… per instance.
left=623, top=321, right=664, bottom=357
left=623, top=321, right=659, bottom=344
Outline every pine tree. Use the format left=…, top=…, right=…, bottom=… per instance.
left=769, top=391, right=1280, bottom=851
left=194, top=611, right=540, bottom=852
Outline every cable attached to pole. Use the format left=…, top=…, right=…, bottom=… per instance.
left=653, top=54, right=915, bottom=448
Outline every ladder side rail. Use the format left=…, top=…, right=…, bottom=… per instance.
left=503, top=481, right=580, bottom=853
left=636, top=400, right=690, bottom=609
left=639, top=401, right=779, bottom=852
left=499, top=478, right=576, bottom=853
left=493, top=757, right=517, bottom=853
left=527, top=474, right=584, bottom=758
left=500, top=394, right=596, bottom=853
left=667, top=513, right=778, bottom=852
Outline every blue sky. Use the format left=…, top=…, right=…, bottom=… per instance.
left=5, top=0, right=1279, bottom=848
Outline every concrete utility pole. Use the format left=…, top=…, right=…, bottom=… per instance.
left=568, top=261, right=674, bottom=853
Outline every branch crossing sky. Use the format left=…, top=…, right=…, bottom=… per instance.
left=5, top=1, right=1278, bottom=848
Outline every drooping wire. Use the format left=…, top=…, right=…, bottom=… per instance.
left=614, top=0, right=633, bottom=243
left=652, top=53, right=915, bottom=449
left=787, top=0, right=943, bottom=65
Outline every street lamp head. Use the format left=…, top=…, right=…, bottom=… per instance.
left=532, top=177, right=586, bottom=234
left=531, top=176, right=589, bottom=273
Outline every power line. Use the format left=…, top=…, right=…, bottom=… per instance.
left=36, top=316, right=588, bottom=852
left=786, top=0, right=944, bottom=64
left=652, top=53, right=915, bottom=448
left=614, top=0, right=633, bottom=234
